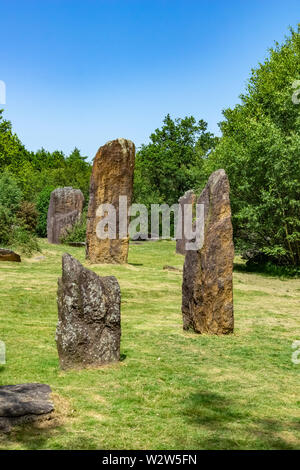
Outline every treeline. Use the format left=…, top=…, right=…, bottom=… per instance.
left=0, top=113, right=92, bottom=248
left=0, top=27, right=299, bottom=268
left=134, top=27, right=300, bottom=269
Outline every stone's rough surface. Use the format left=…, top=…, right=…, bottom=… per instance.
left=86, top=138, right=135, bottom=264
left=0, top=383, right=54, bottom=433
left=56, top=253, right=121, bottom=370
left=182, top=169, right=234, bottom=335
left=176, top=190, right=196, bottom=255
left=0, top=249, right=21, bottom=262
left=47, top=187, right=84, bottom=244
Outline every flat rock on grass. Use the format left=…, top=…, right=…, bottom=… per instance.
left=0, top=248, right=21, bottom=262
left=0, top=383, right=54, bottom=433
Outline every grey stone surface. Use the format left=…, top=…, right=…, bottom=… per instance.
left=176, top=190, right=196, bottom=255
left=0, top=383, right=54, bottom=433
left=47, top=187, right=84, bottom=244
left=56, top=253, right=121, bottom=370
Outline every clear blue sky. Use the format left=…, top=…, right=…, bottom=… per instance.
left=1, top=0, right=299, bottom=159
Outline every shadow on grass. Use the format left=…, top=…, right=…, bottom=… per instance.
left=182, top=391, right=299, bottom=450
left=0, top=419, right=63, bottom=450
left=0, top=421, right=100, bottom=450
left=234, top=261, right=300, bottom=279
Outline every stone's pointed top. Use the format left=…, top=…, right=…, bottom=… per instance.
left=178, top=189, right=195, bottom=203
left=62, top=253, right=87, bottom=284
left=105, top=137, right=134, bottom=146
left=99, top=138, right=135, bottom=154
left=207, top=168, right=228, bottom=189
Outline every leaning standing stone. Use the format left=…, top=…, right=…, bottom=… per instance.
left=56, top=253, right=121, bottom=369
left=47, top=187, right=84, bottom=244
left=176, top=190, right=196, bottom=255
left=182, top=169, right=234, bottom=334
left=86, top=138, right=135, bottom=264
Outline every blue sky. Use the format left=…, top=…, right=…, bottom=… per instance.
left=1, top=0, right=299, bottom=159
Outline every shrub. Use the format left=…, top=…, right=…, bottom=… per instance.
left=10, top=225, right=40, bottom=256
left=17, top=201, right=38, bottom=233
left=0, top=171, right=22, bottom=213
left=60, top=212, right=87, bottom=244
left=0, top=205, right=14, bottom=245
left=203, top=27, right=300, bottom=266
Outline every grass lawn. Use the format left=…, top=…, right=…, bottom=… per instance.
left=0, top=239, right=299, bottom=450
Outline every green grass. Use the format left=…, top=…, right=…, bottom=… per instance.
left=0, top=239, right=299, bottom=450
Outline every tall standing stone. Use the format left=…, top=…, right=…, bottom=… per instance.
left=182, top=169, right=234, bottom=334
left=56, top=254, right=121, bottom=370
left=176, top=190, right=196, bottom=255
left=86, top=138, right=135, bottom=264
left=47, top=187, right=84, bottom=244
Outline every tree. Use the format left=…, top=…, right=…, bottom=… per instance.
left=0, top=109, right=30, bottom=173
left=204, top=27, right=300, bottom=265
left=134, top=114, right=217, bottom=206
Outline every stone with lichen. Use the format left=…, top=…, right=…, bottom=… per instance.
left=182, top=169, right=234, bottom=335
left=47, top=187, right=84, bottom=244
left=56, top=253, right=121, bottom=369
left=86, top=138, right=135, bottom=264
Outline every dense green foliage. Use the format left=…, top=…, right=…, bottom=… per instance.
left=0, top=172, right=39, bottom=254
left=0, top=110, right=92, bottom=251
left=0, top=112, right=92, bottom=202
left=1, top=28, right=299, bottom=267
left=203, top=27, right=300, bottom=266
left=134, top=114, right=218, bottom=206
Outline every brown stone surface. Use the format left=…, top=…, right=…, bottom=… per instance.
left=0, top=249, right=21, bottom=262
left=0, top=383, right=54, bottom=433
left=182, top=169, right=234, bottom=335
left=47, top=187, right=84, bottom=244
left=176, top=190, right=196, bottom=255
left=86, top=138, right=135, bottom=264
left=56, top=253, right=121, bottom=370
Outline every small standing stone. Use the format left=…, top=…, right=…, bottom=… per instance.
left=182, top=169, right=234, bottom=335
left=47, top=187, right=84, bottom=244
left=56, top=253, right=121, bottom=370
left=176, top=190, right=196, bottom=255
left=86, top=138, right=135, bottom=264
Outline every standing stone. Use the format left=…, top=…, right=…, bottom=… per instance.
left=47, top=187, right=84, bottom=244
left=176, top=190, right=196, bottom=255
left=56, top=253, right=121, bottom=370
left=182, top=169, right=234, bottom=334
left=86, top=138, right=135, bottom=264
